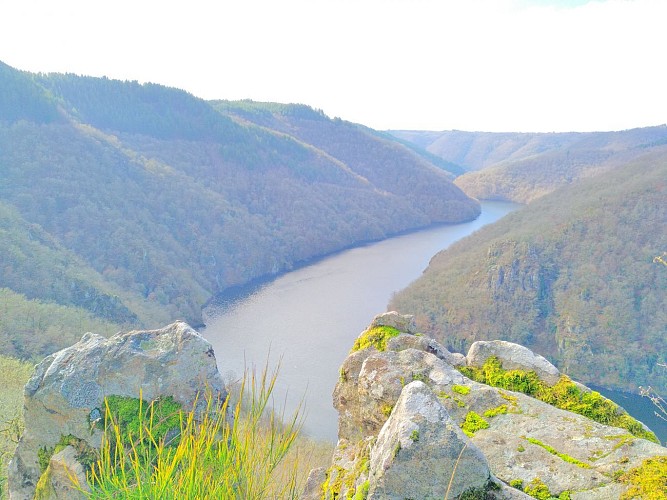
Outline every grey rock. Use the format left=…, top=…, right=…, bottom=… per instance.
left=368, top=381, right=494, bottom=499
left=8, top=321, right=226, bottom=500
left=386, top=333, right=466, bottom=367
left=467, top=340, right=561, bottom=386
left=301, top=467, right=327, bottom=500
left=39, top=446, right=89, bottom=500
left=369, top=311, right=417, bottom=334
left=334, top=347, right=468, bottom=441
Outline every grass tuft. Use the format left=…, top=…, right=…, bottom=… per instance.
left=77, top=364, right=305, bottom=499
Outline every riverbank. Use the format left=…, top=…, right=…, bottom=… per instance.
left=202, top=201, right=521, bottom=441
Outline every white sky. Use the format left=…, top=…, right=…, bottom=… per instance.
left=1, top=0, right=665, bottom=132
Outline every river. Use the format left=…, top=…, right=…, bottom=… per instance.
left=202, top=202, right=520, bottom=441
left=201, top=201, right=665, bottom=445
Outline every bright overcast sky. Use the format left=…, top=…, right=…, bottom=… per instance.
left=1, top=0, right=665, bottom=132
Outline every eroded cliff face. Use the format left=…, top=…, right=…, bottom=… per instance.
left=8, top=321, right=226, bottom=500
left=305, top=312, right=667, bottom=500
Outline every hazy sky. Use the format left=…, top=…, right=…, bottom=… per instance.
left=1, top=0, right=665, bottom=132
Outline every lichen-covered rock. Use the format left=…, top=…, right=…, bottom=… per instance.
left=368, top=381, right=494, bottom=499
left=314, top=314, right=667, bottom=500
left=8, top=321, right=226, bottom=500
left=467, top=340, right=561, bottom=386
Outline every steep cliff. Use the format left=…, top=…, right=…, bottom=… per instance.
left=305, top=312, right=667, bottom=499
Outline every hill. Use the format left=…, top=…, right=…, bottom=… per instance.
left=389, top=150, right=667, bottom=395
left=0, top=62, right=479, bottom=358
left=390, top=127, right=667, bottom=203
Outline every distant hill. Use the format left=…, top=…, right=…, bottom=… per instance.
left=0, top=63, right=479, bottom=358
left=390, top=150, right=667, bottom=395
left=390, top=127, right=667, bottom=203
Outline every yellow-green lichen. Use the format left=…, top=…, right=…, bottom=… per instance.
left=351, top=326, right=401, bottom=352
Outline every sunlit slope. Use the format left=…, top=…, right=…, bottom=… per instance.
left=0, top=63, right=479, bottom=343
left=391, top=127, right=667, bottom=203
left=390, top=150, right=667, bottom=394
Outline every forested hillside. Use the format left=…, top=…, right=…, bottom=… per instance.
left=391, top=127, right=667, bottom=203
left=390, top=149, right=667, bottom=395
left=0, top=62, right=479, bottom=359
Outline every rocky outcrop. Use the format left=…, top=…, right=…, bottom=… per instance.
left=368, top=381, right=497, bottom=499
left=8, top=321, right=226, bottom=500
left=309, top=312, right=667, bottom=499
left=467, top=339, right=561, bottom=386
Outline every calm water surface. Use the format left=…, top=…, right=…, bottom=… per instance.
left=202, top=200, right=667, bottom=444
left=202, top=202, right=520, bottom=441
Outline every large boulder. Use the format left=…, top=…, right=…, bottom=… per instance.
left=368, top=381, right=496, bottom=499
left=467, top=339, right=561, bottom=386
left=8, top=321, right=226, bottom=500
left=369, top=311, right=418, bottom=334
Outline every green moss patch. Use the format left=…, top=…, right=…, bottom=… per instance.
left=524, top=436, right=590, bottom=469
left=452, top=384, right=471, bottom=395
left=37, top=435, right=97, bottom=474
left=619, top=455, right=667, bottom=499
left=351, top=326, right=400, bottom=352
left=102, top=395, right=181, bottom=443
left=483, top=404, right=508, bottom=418
left=459, top=357, right=658, bottom=443
left=461, top=411, right=489, bottom=437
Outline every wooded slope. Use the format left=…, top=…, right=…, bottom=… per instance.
left=391, top=127, right=667, bottom=203
left=0, top=62, right=479, bottom=358
left=390, top=151, right=667, bottom=394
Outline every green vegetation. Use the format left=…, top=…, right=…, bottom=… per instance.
left=0, top=62, right=479, bottom=362
left=0, top=288, right=121, bottom=361
left=457, top=478, right=500, bottom=499
left=352, top=480, right=369, bottom=500
left=351, top=326, right=401, bottom=352
left=409, top=430, right=419, bottom=442
left=619, top=456, right=667, bottom=499
left=452, top=385, right=471, bottom=395
left=460, top=357, right=658, bottom=443
left=460, top=411, right=489, bottom=437
left=0, top=356, right=33, bottom=498
left=392, top=127, right=667, bottom=203
left=380, top=404, right=394, bottom=418
left=411, top=371, right=429, bottom=384
left=483, top=405, right=508, bottom=418
left=83, top=368, right=303, bottom=499
left=391, top=156, right=667, bottom=396
left=523, top=477, right=551, bottom=499
left=524, top=437, right=590, bottom=469
left=509, top=478, right=524, bottom=490
left=99, top=395, right=182, bottom=444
